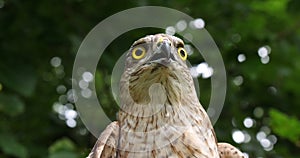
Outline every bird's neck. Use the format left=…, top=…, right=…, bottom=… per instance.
left=116, top=69, right=214, bottom=152
left=118, top=69, right=206, bottom=131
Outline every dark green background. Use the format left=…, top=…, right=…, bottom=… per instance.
left=1, top=0, right=300, bottom=157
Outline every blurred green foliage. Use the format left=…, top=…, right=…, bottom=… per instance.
left=269, top=109, right=300, bottom=146
left=48, top=138, right=78, bottom=158
left=0, top=0, right=300, bottom=157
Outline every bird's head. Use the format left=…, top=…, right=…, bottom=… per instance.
left=125, top=33, right=188, bottom=71
left=121, top=34, right=195, bottom=105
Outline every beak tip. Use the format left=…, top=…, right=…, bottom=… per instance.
left=150, top=41, right=171, bottom=61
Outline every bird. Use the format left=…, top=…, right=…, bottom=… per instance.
left=87, top=34, right=244, bottom=158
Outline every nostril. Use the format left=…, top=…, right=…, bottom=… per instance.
left=157, top=42, right=162, bottom=47
left=160, top=41, right=171, bottom=54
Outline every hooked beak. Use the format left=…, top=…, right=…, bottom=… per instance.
left=149, top=39, right=175, bottom=65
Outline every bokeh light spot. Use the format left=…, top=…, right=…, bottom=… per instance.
left=261, top=56, right=270, bottom=64
left=232, top=130, right=245, bottom=144
left=253, top=107, right=264, bottom=118
left=256, top=131, right=266, bottom=141
left=258, top=47, right=268, bottom=58
left=190, top=18, right=205, bottom=29
left=176, top=20, right=187, bottom=31
left=233, top=75, right=243, bottom=86
left=243, top=117, right=254, bottom=128
left=237, top=54, right=246, bottom=62
left=165, top=26, right=176, bottom=35
left=50, top=57, right=62, bottom=67
left=65, top=109, right=78, bottom=120
left=81, top=88, right=92, bottom=98
left=79, top=80, right=89, bottom=89
left=82, top=71, right=93, bottom=82
left=66, top=119, right=77, bottom=128
left=56, top=85, right=67, bottom=94
left=184, top=44, right=194, bottom=55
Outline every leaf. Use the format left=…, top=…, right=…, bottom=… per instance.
left=269, top=109, right=300, bottom=143
left=49, top=138, right=78, bottom=158
left=0, top=133, right=28, bottom=158
left=49, top=138, right=76, bottom=154
left=251, top=0, right=289, bottom=15
left=0, top=93, right=25, bottom=116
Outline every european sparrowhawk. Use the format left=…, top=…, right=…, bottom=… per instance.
left=88, top=34, right=244, bottom=158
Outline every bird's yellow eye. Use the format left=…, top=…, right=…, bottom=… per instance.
left=177, top=47, right=187, bottom=61
left=132, top=47, right=146, bottom=60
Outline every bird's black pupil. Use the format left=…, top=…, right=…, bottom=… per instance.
left=180, top=49, right=186, bottom=57
left=135, top=49, right=143, bottom=56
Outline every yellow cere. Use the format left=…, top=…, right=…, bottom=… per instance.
left=158, top=37, right=165, bottom=43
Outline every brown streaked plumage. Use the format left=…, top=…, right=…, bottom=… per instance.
left=87, top=34, right=244, bottom=158
left=218, top=143, right=244, bottom=158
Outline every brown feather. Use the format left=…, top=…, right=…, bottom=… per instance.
left=87, top=121, right=119, bottom=158
left=218, top=143, right=245, bottom=158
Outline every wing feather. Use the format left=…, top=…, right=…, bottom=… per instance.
left=218, top=142, right=244, bottom=158
left=87, top=121, right=119, bottom=158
